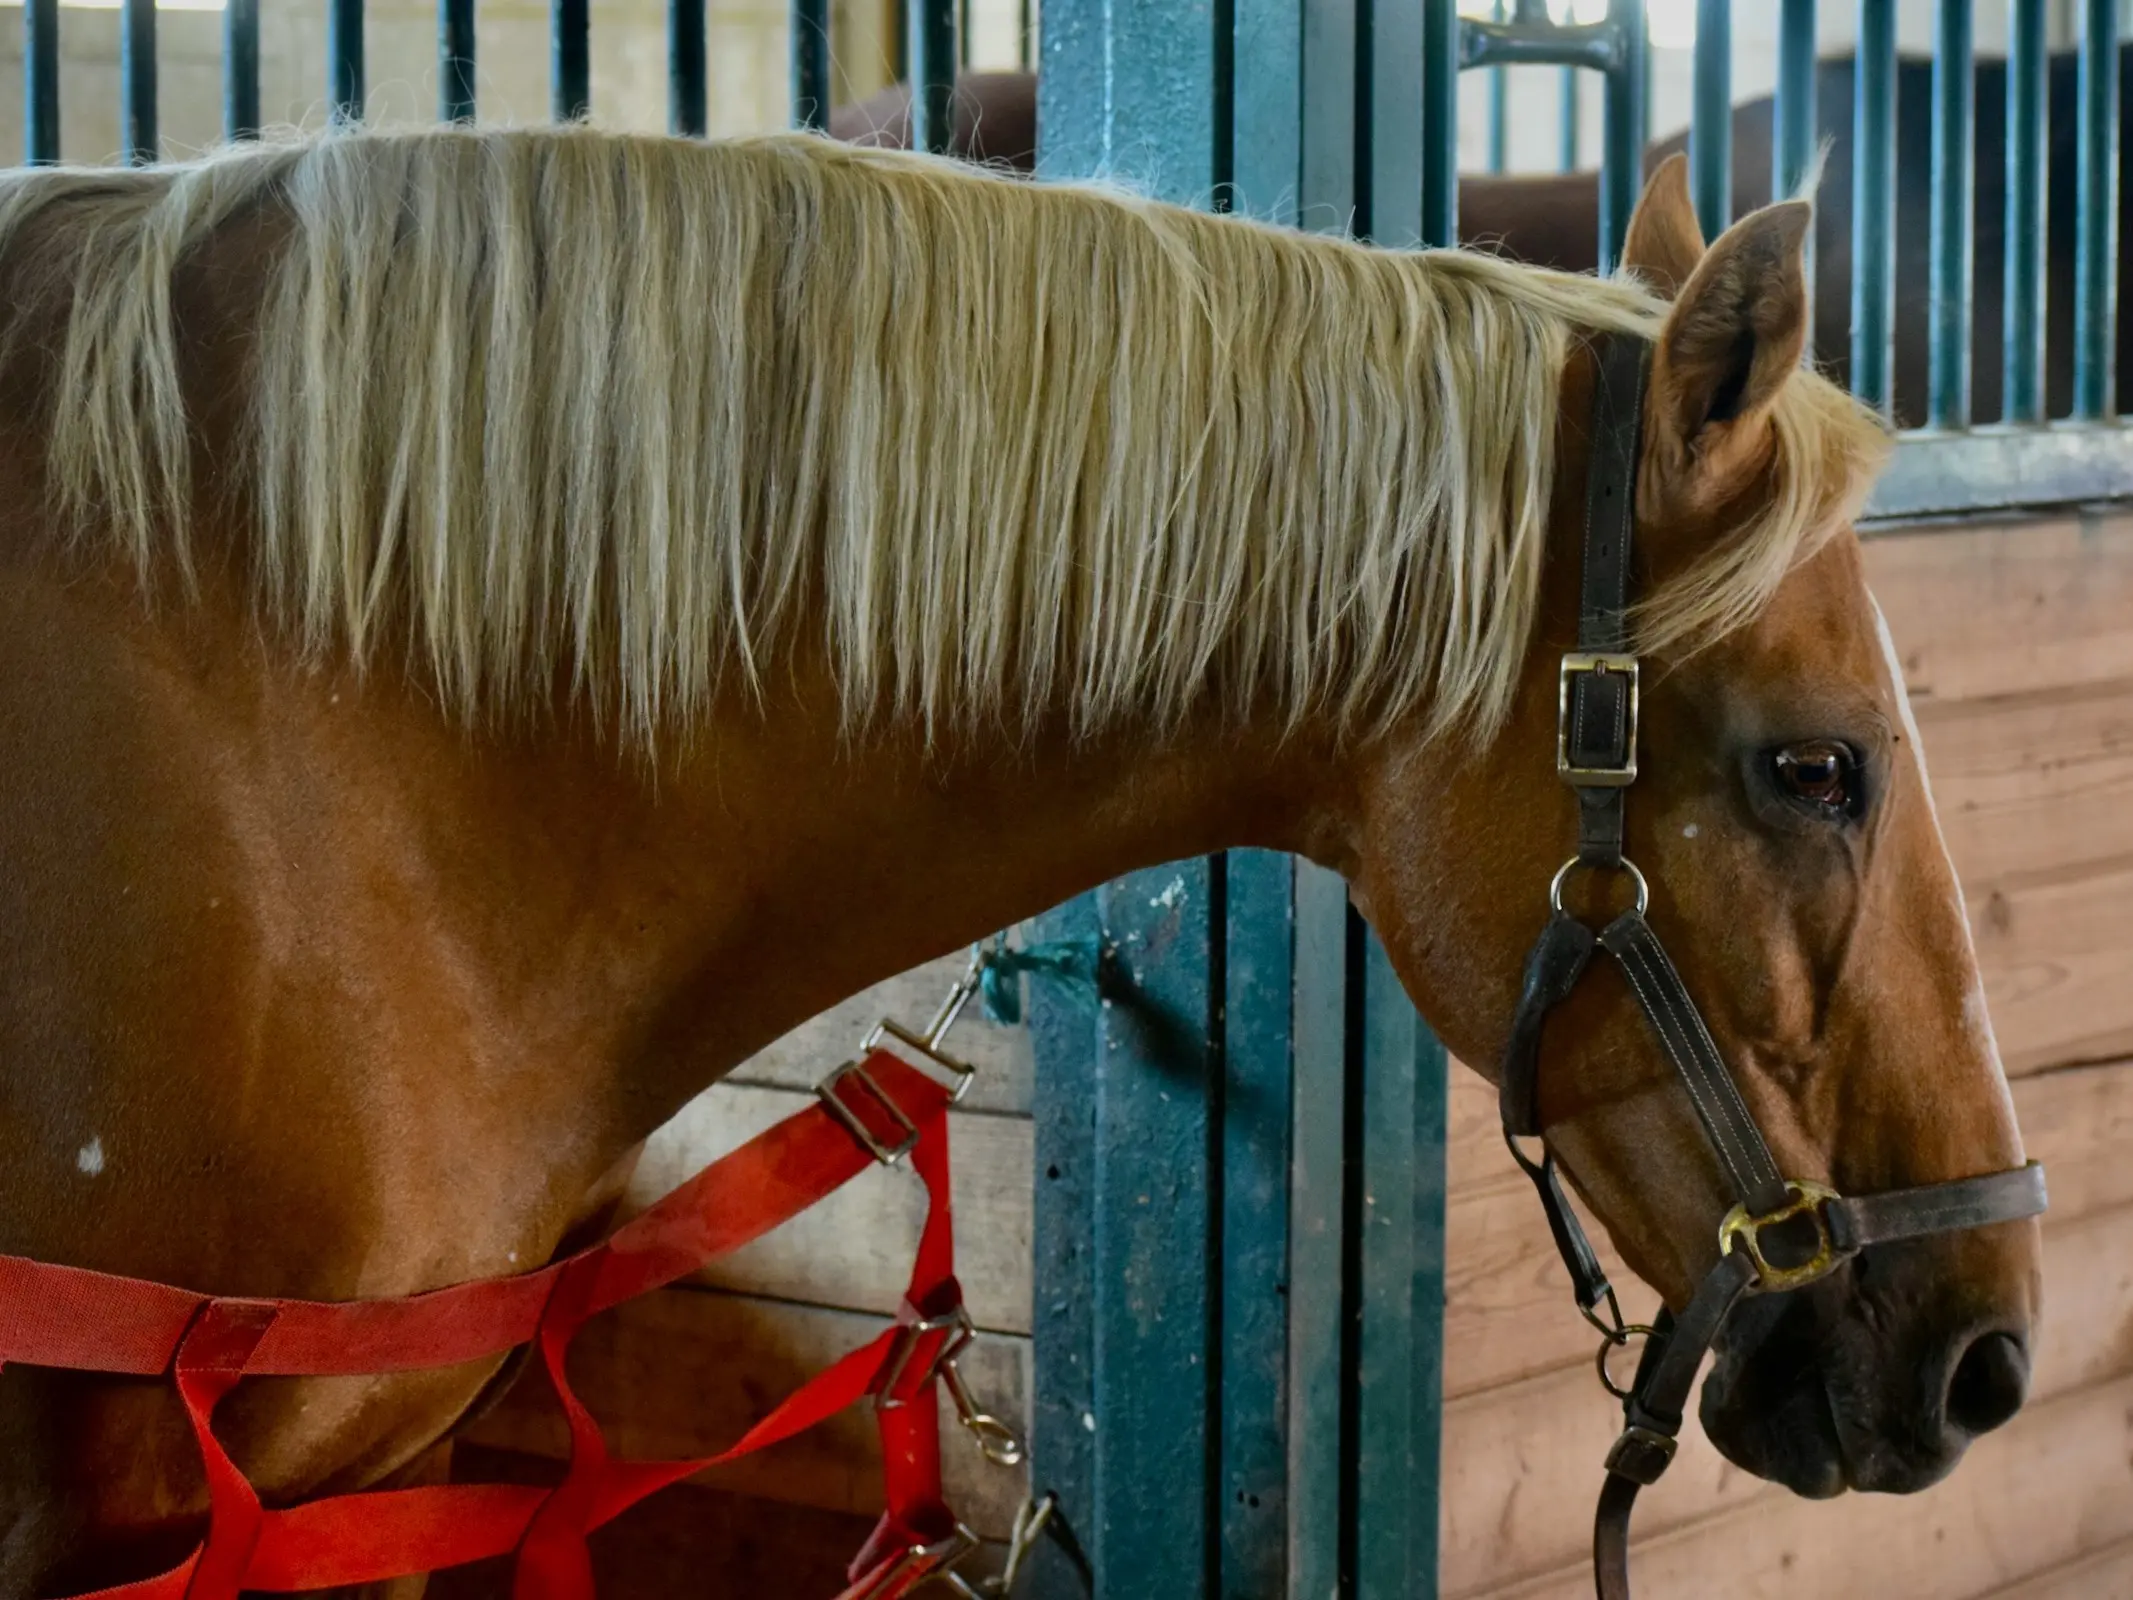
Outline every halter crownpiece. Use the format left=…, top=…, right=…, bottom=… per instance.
left=1498, top=333, right=2049, bottom=1600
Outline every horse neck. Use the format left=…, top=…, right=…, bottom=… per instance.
left=605, top=679, right=1350, bottom=1127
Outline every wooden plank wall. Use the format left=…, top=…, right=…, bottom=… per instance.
left=459, top=508, right=2133, bottom=1597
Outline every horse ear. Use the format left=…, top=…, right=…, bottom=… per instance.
left=1651, top=200, right=1811, bottom=449
left=1621, top=154, right=1702, bottom=297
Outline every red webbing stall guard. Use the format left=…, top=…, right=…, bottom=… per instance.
left=0, top=1001, right=1004, bottom=1600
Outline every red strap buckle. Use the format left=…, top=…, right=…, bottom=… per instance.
left=843, top=1523, right=981, bottom=1600
left=817, top=1057, right=925, bottom=1164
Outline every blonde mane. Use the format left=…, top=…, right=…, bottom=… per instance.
left=0, top=123, right=1886, bottom=748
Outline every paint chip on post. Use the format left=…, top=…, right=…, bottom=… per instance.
left=1149, top=876, right=1186, bottom=910
left=76, top=1138, right=104, bottom=1177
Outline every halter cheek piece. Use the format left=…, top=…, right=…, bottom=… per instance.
left=1504, top=334, right=2050, bottom=1600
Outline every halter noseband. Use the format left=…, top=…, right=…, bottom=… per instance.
left=1500, top=334, right=2049, bottom=1600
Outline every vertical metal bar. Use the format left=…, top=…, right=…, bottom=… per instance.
left=441, top=0, right=477, bottom=125
left=327, top=0, right=364, bottom=125
left=1285, top=863, right=1347, bottom=1600
left=1232, top=0, right=1303, bottom=225
left=1420, top=0, right=1458, bottom=246
left=1774, top=0, right=1815, bottom=296
left=224, top=0, right=260, bottom=141
left=1352, top=931, right=1447, bottom=1600
left=23, top=0, right=57, bottom=166
left=1220, top=852, right=1294, bottom=1599
left=789, top=0, right=828, bottom=132
left=1597, top=0, right=1648, bottom=272
left=1025, top=893, right=1100, bottom=1600
left=2005, top=0, right=2048, bottom=424
left=908, top=0, right=957, bottom=154
left=1486, top=1, right=1508, bottom=175
left=1689, top=0, right=1730, bottom=239
left=2075, top=0, right=2121, bottom=420
left=1559, top=66, right=1580, bottom=173
left=1299, top=0, right=1358, bottom=232
left=1362, top=0, right=1425, bottom=245
left=1927, top=0, right=1974, bottom=430
left=552, top=0, right=590, bottom=122
left=120, top=0, right=156, bottom=165
left=1852, top=0, right=1896, bottom=415
left=1091, top=863, right=1219, bottom=1596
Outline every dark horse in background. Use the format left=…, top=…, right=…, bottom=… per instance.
left=837, top=48, right=2133, bottom=429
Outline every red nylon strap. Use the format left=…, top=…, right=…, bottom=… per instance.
left=8, top=1049, right=979, bottom=1600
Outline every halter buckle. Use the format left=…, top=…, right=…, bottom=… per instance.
left=1719, top=1180, right=1846, bottom=1293
left=1557, top=652, right=1640, bottom=786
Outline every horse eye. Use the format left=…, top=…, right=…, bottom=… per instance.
left=1772, top=741, right=1860, bottom=818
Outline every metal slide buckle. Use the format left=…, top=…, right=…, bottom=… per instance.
left=878, top=1305, right=1027, bottom=1467
left=818, top=1058, right=922, bottom=1165
left=849, top=1522, right=983, bottom=1600
left=1556, top=651, right=1641, bottom=786
left=1720, top=1179, right=1846, bottom=1293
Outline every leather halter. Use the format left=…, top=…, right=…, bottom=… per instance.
left=1500, top=333, right=2050, bottom=1600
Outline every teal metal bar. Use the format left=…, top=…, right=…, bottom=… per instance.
left=1774, top=0, right=1815, bottom=296
left=787, top=0, right=827, bottom=133
left=1559, top=65, right=1579, bottom=172
left=908, top=0, right=957, bottom=154
left=1422, top=0, right=1459, bottom=246
left=1364, top=0, right=1426, bottom=245
left=121, top=0, right=156, bottom=164
left=1689, top=0, right=1730, bottom=240
left=1486, top=1, right=1508, bottom=173
left=225, top=0, right=259, bottom=139
left=2075, top=0, right=2120, bottom=420
left=1598, top=0, right=1647, bottom=272
left=1025, top=893, right=1100, bottom=1600
left=328, top=0, right=363, bottom=125
left=1852, top=0, right=1895, bottom=414
left=552, top=0, right=590, bottom=121
left=2005, top=0, right=2047, bottom=424
left=1298, top=0, right=1358, bottom=231
left=1285, top=864, right=1347, bottom=1600
left=24, top=0, right=56, bottom=164
left=1351, top=929, right=1447, bottom=1600
left=441, top=0, right=477, bottom=125
left=1233, top=0, right=1303, bottom=226
left=1221, top=851, right=1296, bottom=1598
left=1091, top=863, right=1220, bottom=1595
left=1928, top=0, right=1973, bottom=429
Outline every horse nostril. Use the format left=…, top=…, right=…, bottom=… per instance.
left=1946, top=1331, right=2028, bottom=1436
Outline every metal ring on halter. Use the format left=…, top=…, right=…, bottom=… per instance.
left=1548, top=854, right=1650, bottom=918
left=1595, top=1321, right=1659, bottom=1401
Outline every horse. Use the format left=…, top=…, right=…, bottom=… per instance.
left=843, top=49, right=2133, bottom=429
left=0, top=125, right=2040, bottom=1597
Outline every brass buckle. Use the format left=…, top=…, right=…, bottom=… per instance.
left=1557, top=652, right=1640, bottom=786
left=1720, top=1180, right=1845, bottom=1292
left=817, top=1058, right=922, bottom=1165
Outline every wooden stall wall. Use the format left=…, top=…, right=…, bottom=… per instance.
left=456, top=507, right=2133, bottom=1597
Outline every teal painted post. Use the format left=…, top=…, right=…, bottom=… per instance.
left=1420, top=0, right=1459, bottom=247
left=1351, top=930, right=1448, bottom=1600
left=1233, top=0, right=1304, bottom=222
left=1299, top=0, right=1359, bottom=232
left=1091, top=863, right=1221, bottom=1595
left=1689, top=0, right=1730, bottom=240
left=1598, top=0, right=1647, bottom=272
left=1026, top=894, right=1101, bottom=1600
left=1286, top=864, right=1348, bottom=1600
left=1363, top=0, right=1424, bottom=244
left=1221, top=852, right=1297, bottom=1596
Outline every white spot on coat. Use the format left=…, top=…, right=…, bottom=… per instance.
left=1682, top=823, right=1700, bottom=840
left=76, top=1138, right=104, bottom=1177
